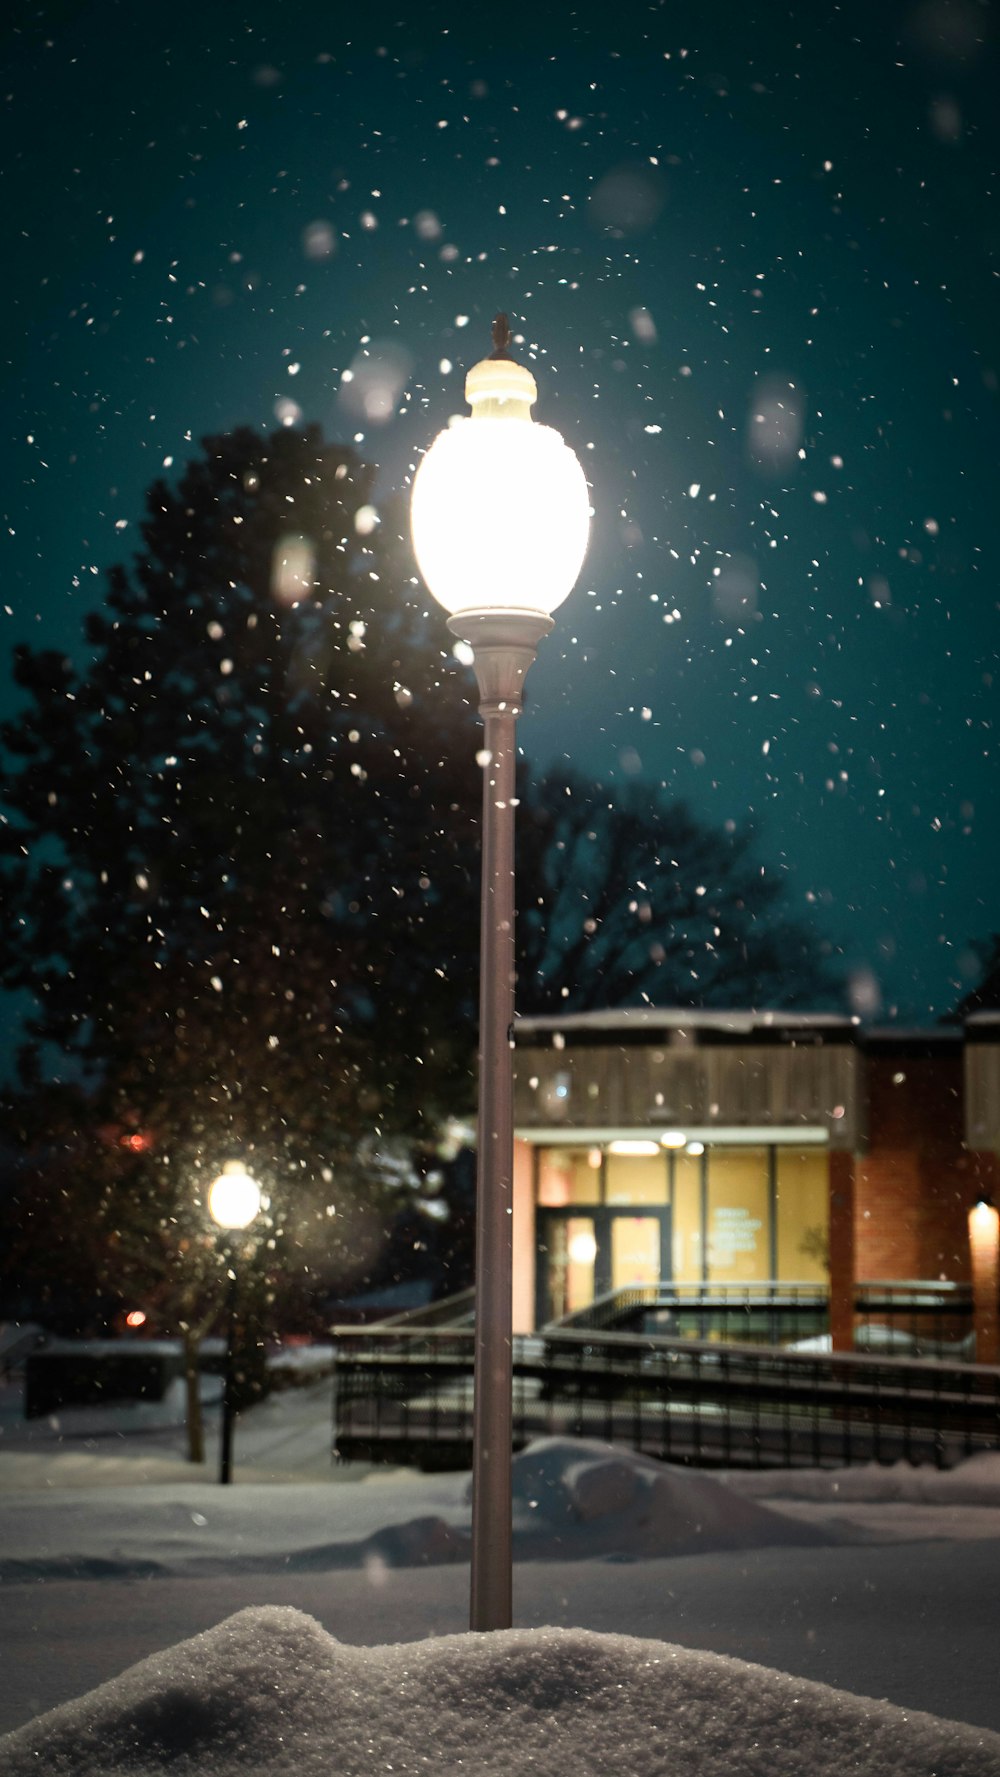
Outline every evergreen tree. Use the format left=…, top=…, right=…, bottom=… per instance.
left=1, top=424, right=482, bottom=1136
left=0, top=425, right=484, bottom=1452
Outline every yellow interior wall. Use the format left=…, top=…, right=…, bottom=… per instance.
left=611, top=1215, right=662, bottom=1288
left=776, top=1149, right=830, bottom=1283
left=672, top=1153, right=704, bottom=1283
left=605, top=1153, right=668, bottom=1204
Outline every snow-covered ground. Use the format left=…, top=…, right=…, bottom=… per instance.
left=3, top=1360, right=1000, bottom=1772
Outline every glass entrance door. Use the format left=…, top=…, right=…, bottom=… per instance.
left=537, top=1207, right=670, bottom=1323
left=537, top=1214, right=597, bottom=1324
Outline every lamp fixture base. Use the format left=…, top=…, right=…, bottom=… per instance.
left=447, top=609, right=553, bottom=715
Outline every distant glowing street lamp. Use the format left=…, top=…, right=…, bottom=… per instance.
left=411, top=314, right=590, bottom=1632
left=208, top=1161, right=263, bottom=1486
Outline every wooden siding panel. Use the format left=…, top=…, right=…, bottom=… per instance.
left=514, top=1042, right=859, bottom=1145
left=967, top=1045, right=1000, bottom=1149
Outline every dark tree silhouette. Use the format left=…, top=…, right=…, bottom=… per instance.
left=516, top=771, right=843, bottom=1014
left=0, top=425, right=484, bottom=1449
left=949, top=935, right=1000, bottom=1021
left=1, top=424, right=482, bottom=1133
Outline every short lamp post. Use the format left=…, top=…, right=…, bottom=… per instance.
left=207, top=1161, right=263, bottom=1486
left=411, top=314, right=590, bottom=1631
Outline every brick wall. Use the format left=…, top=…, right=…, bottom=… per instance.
left=855, top=1048, right=999, bottom=1283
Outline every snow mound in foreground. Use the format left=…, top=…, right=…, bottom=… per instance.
left=3, top=1606, right=998, bottom=1777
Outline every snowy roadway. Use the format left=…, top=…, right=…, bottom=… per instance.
left=6, top=1522, right=1000, bottom=1741
left=3, top=1369, right=1000, bottom=1752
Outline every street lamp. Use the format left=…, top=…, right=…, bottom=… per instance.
left=411, top=314, right=590, bottom=1631
left=207, top=1161, right=262, bottom=1486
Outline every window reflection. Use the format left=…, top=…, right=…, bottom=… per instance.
left=706, top=1148, right=770, bottom=1284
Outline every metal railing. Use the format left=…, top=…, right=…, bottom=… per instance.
left=549, top=1280, right=975, bottom=1358
left=854, top=1280, right=975, bottom=1361
left=374, top=1287, right=476, bottom=1331
left=331, top=1323, right=1000, bottom=1472
left=0, top=1325, right=47, bottom=1383
left=554, top=1282, right=829, bottom=1348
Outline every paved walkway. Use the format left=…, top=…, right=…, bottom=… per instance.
left=0, top=1371, right=406, bottom=1490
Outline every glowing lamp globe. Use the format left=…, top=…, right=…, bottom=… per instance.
left=207, top=1162, right=262, bottom=1231
left=411, top=329, right=590, bottom=621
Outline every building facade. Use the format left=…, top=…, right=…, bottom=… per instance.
left=510, top=1010, right=1000, bottom=1347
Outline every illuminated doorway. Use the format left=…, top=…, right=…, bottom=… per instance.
left=532, top=1141, right=829, bottom=1324
left=536, top=1207, right=671, bottom=1324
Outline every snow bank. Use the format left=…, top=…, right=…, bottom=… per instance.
left=0, top=1440, right=834, bottom=1582
left=499, top=1437, right=833, bottom=1558
left=2, top=1605, right=998, bottom=1777
left=328, top=1438, right=833, bottom=1571
left=728, top=1450, right=1000, bottom=1506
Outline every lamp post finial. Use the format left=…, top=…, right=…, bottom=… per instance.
left=491, top=312, right=512, bottom=359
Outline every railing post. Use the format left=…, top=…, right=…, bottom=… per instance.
left=783, top=1351, right=792, bottom=1466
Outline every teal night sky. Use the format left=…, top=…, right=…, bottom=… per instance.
left=2, top=0, right=998, bottom=1027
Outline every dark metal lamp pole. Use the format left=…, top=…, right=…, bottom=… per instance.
left=410, top=314, right=590, bottom=1633
left=451, top=611, right=552, bottom=1630
left=219, top=1249, right=239, bottom=1486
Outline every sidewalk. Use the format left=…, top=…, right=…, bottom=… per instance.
left=0, top=1369, right=411, bottom=1491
